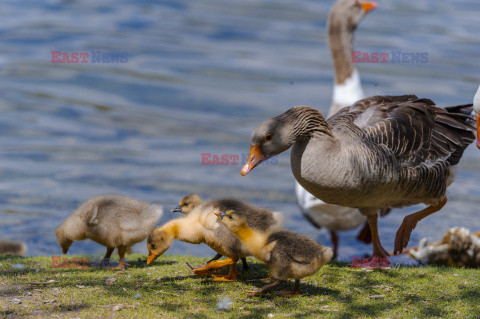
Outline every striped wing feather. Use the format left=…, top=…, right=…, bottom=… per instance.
left=329, top=95, right=475, bottom=167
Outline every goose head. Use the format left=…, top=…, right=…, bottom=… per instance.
left=215, top=210, right=248, bottom=234
left=241, top=106, right=331, bottom=176
left=55, top=225, right=73, bottom=254
left=474, top=86, right=480, bottom=148
left=146, top=227, right=175, bottom=265
left=329, top=0, right=377, bottom=32
left=171, top=194, right=202, bottom=214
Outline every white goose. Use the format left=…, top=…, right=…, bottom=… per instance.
left=474, top=85, right=480, bottom=148
left=295, top=0, right=378, bottom=258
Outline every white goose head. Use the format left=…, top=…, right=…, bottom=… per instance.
left=474, top=85, right=480, bottom=148
left=328, top=0, right=377, bottom=112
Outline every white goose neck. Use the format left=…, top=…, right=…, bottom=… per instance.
left=332, top=68, right=364, bottom=109
left=474, top=85, right=480, bottom=113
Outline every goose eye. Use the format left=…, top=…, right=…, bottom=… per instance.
left=265, top=134, right=272, bottom=141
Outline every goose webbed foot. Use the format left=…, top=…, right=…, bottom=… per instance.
left=247, top=279, right=282, bottom=296
left=274, top=280, right=302, bottom=297
left=212, top=272, right=237, bottom=282
left=212, top=259, right=239, bottom=282
left=394, top=198, right=447, bottom=255
left=191, top=258, right=236, bottom=277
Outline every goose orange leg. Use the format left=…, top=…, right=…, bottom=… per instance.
left=367, top=214, right=389, bottom=259
left=192, top=258, right=236, bottom=277
left=394, top=197, right=447, bottom=255
left=107, top=246, right=129, bottom=269
left=212, top=257, right=239, bottom=281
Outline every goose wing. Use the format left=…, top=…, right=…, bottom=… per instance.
left=329, top=95, right=475, bottom=167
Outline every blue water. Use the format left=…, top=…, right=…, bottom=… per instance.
left=0, top=0, right=479, bottom=262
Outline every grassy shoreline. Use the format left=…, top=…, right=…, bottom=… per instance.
left=1, top=254, right=479, bottom=318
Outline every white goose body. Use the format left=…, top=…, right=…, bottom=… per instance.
left=474, top=86, right=480, bottom=149
left=474, top=86, right=480, bottom=114
left=295, top=0, right=374, bottom=232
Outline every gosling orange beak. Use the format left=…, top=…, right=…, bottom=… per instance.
left=359, top=1, right=378, bottom=13
left=147, top=253, right=158, bottom=266
left=476, top=114, right=480, bottom=149
left=241, top=144, right=266, bottom=176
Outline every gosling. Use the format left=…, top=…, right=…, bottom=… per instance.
left=171, top=194, right=248, bottom=269
left=0, top=240, right=27, bottom=256
left=217, top=210, right=332, bottom=295
left=56, top=194, right=163, bottom=269
left=147, top=198, right=284, bottom=281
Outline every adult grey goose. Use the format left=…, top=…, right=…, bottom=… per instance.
left=241, top=95, right=475, bottom=259
left=295, top=0, right=379, bottom=259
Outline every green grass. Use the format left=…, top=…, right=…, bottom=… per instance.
left=0, top=254, right=479, bottom=318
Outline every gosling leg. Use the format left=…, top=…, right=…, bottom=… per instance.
left=212, top=257, right=239, bottom=281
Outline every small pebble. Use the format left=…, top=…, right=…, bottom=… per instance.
left=105, top=277, right=116, bottom=286
left=113, top=304, right=124, bottom=311
left=134, top=293, right=142, bottom=299
left=216, top=296, right=232, bottom=310
left=11, top=264, right=25, bottom=270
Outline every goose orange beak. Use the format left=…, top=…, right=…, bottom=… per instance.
left=147, top=253, right=158, bottom=266
left=476, top=114, right=480, bottom=149
left=241, top=144, right=266, bottom=176
left=359, top=1, right=378, bottom=13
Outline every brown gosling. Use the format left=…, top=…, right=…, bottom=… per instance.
left=217, top=210, right=332, bottom=295
left=56, top=194, right=163, bottom=269
left=0, top=240, right=27, bottom=256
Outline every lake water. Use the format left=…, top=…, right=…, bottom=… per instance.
left=0, top=0, right=479, bottom=263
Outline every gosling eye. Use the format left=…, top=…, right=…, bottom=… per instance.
left=151, top=245, right=156, bottom=250
left=184, top=202, right=189, bottom=206
left=228, top=215, right=233, bottom=220
left=265, top=134, right=272, bottom=141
